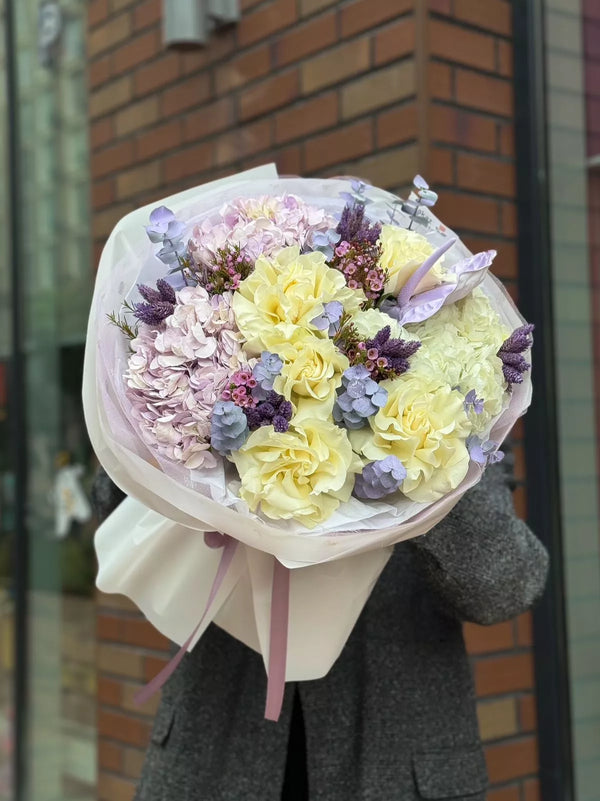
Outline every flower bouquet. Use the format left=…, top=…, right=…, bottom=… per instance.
left=84, top=164, right=532, bottom=719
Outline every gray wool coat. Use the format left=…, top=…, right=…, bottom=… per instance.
left=93, top=453, right=549, bottom=801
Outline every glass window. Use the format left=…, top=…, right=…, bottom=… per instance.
left=545, top=1, right=600, bottom=798
left=7, top=0, right=97, bottom=798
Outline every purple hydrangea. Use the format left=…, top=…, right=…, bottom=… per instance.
left=244, top=391, right=293, bottom=433
left=464, top=389, right=484, bottom=415
left=252, top=352, right=284, bottom=400
left=333, top=365, right=388, bottom=430
left=133, top=279, right=176, bottom=326
left=467, top=436, right=505, bottom=466
left=210, top=400, right=249, bottom=454
left=353, top=456, right=407, bottom=500
left=498, top=324, right=534, bottom=385
left=306, top=228, right=341, bottom=261
left=311, top=301, right=344, bottom=335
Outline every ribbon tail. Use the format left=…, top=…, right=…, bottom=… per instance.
left=264, top=558, right=290, bottom=722
left=134, top=536, right=238, bottom=706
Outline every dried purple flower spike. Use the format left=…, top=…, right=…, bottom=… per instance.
left=336, top=201, right=381, bottom=245
left=133, top=279, right=177, bottom=326
left=498, top=324, right=534, bottom=385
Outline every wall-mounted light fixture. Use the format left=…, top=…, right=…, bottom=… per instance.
left=163, top=0, right=239, bottom=48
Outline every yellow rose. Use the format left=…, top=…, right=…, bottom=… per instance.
left=232, top=245, right=365, bottom=354
left=379, top=225, right=452, bottom=296
left=274, top=336, right=349, bottom=419
left=230, top=418, right=361, bottom=528
left=350, top=372, right=472, bottom=502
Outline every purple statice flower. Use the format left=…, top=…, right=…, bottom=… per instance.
left=464, top=389, right=484, bottom=415
left=311, top=301, right=344, bottom=335
left=244, top=391, right=293, bottom=433
left=497, top=324, right=534, bottom=385
left=133, top=278, right=176, bottom=326
left=251, top=352, right=284, bottom=401
left=467, top=436, right=505, bottom=466
left=211, top=400, right=249, bottom=454
left=353, top=456, right=407, bottom=500
left=333, top=365, right=388, bottom=430
left=336, top=201, right=381, bottom=245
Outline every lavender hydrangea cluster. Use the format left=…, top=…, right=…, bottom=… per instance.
left=467, top=436, right=505, bottom=466
left=353, top=456, right=407, bottom=500
left=333, top=366, right=388, bottom=429
left=252, top=352, right=284, bottom=400
left=497, top=324, right=534, bottom=385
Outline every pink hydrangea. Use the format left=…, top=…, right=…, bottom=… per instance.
left=188, top=194, right=336, bottom=267
left=124, top=287, right=249, bottom=471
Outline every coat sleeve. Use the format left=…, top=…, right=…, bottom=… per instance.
left=91, top=465, right=126, bottom=523
left=410, top=448, right=549, bottom=625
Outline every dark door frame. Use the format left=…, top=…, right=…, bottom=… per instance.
left=4, top=1, right=29, bottom=799
left=513, top=1, right=575, bottom=800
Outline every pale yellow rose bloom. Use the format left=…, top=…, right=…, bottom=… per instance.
left=379, top=225, right=453, bottom=296
left=231, top=418, right=362, bottom=528
left=273, top=335, right=349, bottom=419
left=350, top=372, right=472, bottom=503
left=232, top=246, right=365, bottom=354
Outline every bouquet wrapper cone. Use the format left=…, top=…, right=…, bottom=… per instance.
left=84, top=164, right=532, bottom=712
left=95, top=497, right=392, bottom=681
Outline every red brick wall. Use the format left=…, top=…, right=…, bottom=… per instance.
left=88, top=1, right=538, bottom=799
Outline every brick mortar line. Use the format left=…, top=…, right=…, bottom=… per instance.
left=430, top=98, right=516, bottom=124
left=428, top=54, right=514, bottom=84
left=430, top=142, right=515, bottom=163
left=428, top=10, right=513, bottom=41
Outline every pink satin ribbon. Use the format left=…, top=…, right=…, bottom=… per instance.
left=134, top=531, right=238, bottom=706
left=134, top=532, right=291, bottom=723
left=264, top=558, right=290, bottom=722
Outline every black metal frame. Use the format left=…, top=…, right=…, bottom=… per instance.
left=4, top=2, right=29, bottom=800
left=513, top=1, right=575, bottom=800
